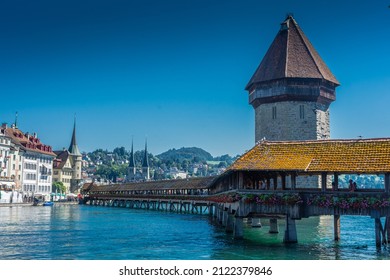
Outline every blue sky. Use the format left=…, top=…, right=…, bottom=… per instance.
left=0, top=0, right=389, bottom=157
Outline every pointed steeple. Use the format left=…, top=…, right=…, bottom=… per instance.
left=68, top=118, right=81, bottom=156
left=246, top=15, right=339, bottom=91
left=128, top=138, right=135, bottom=168
left=142, top=139, right=149, bottom=168
left=14, top=112, right=18, bottom=129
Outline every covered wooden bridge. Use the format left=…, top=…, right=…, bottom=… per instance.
left=84, top=138, right=390, bottom=247
left=84, top=176, right=217, bottom=214
left=209, top=138, right=390, bottom=246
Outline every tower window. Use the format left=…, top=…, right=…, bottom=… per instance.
left=299, top=105, right=305, bottom=119
left=272, top=106, right=277, bottom=119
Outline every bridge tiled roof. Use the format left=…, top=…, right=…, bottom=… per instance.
left=228, top=138, right=390, bottom=174
left=89, top=176, right=218, bottom=192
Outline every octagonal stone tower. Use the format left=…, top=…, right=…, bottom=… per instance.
left=246, top=15, right=340, bottom=143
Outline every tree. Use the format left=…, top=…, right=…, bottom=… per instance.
left=52, top=181, right=67, bottom=194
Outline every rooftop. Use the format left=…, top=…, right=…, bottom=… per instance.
left=228, top=138, right=390, bottom=174
left=246, top=15, right=339, bottom=91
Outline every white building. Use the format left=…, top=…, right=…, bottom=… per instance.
left=2, top=123, right=55, bottom=202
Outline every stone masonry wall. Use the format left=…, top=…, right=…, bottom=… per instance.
left=254, top=101, right=330, bottom=143
left=255, top=101, right=330, bottom=189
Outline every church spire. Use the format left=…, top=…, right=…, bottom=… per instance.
left=68, top=117, right=81, bottom=156
left=14, top=112, right=18, bottom=129
left=128, top=138, right=135, bottom=168
left=142, top=138, right=149, bottom=168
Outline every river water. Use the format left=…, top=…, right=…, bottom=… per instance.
left=0, top=204, right=389, bottom=260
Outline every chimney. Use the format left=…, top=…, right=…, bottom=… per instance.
left=1, top=123, right=7, bottom=129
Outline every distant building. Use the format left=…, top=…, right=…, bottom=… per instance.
left=245, top=15, right=339, bottom=143
left=0, top=127, right=15, bottom=194
left=127, top=139, right=150, bottom=182
left=141, top=140, right=150, bottom=181
left=2, top=121, right=55, bottom=201
left=53, top=120, right=83, bottom=193
left=168, top=167, right=188, bottom=179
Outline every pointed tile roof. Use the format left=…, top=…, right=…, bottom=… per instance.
left=68, top=120, right=81, bottom=156
left=128, top=140, right=135, bottom=168
left=142, top=139, right=149, bottom=168
left=246, top=15, right=339, bottom=91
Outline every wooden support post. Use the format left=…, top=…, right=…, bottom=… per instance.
left=209, top=204, right=214, bottom=216
left=334, top=173, right=339, bottom=191
left=233, top=217, right=244, bottom=239
left=222, top=209, right=228, bottom=227
left=386, top=217, right=390, bottom=245
left=226, top=214, right=234, bottom=233
left=238, top=172, right=244, bottom=189
left=266, top=178, right=271, bottom=190
left=375, top=218, right=382, bottom=248
left=291, top=174, right=296, bottom=190
left=385, top=173, right=390, bottom=194
left=283, top=216, right=298, bottom=243
left=334, top=215, right=340, bottom=241
left=281, top=175, right=286, bottom=190
left=273, top=176, right=278, bottom=190
left=321, top=172, right=327, bottom=192
left=218, top=207, right=223, bottom=224
left=379, top=219, right=387, bottom=245
left=269, top=218, right=279, bottom=233
left=251, top=218, right=262, bottom=228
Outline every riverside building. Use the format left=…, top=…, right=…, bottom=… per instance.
left=1, top=122, right=55, bottom=202
left=53, top=120, right=83, bottom=193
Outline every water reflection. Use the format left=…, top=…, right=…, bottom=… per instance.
left=1, top=205, right=390, bottom=260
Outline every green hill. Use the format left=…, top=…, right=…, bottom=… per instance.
left=156, top=147, right=213, bottom=163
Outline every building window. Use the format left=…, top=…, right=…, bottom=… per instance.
left=272, top=106, right=277, bottom=120
left=299, top=105, right=305, bottom=119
